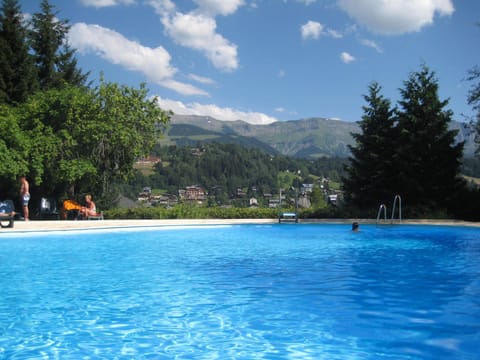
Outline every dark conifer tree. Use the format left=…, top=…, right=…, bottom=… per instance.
left=57, top=41, right=89, bottom=87
left=29, top=0, right=65, bottom=89
left=396, top=65, right=464, bottom=210
left=466, top=23, right=480, bottom=151
left=29, top=0, right=87, bottom=89
left=0, top=0, right=36, bottom=104
left=466, top=65, right=480, bottom=156
left=467, top=66, right=480, bottom=114
left=343, top=82, right=397, bottom=209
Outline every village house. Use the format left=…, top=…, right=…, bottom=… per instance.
left=236, top=187, right=247, bottom=197
left=269, top=199, right=281, bottom=208
left=179, top=185, right=207, bottom=203
left=135, top=156, right=161, bottom=165
left=301, top=183, right=314, bottom=193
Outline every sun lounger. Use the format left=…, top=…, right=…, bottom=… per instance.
left=39, top=197, right=60, bottom=220
left=0, top=200, right=15, bottom=228
left=87, top=211, right=104, bottom=220
left=278, top=212, right=298, bottom=223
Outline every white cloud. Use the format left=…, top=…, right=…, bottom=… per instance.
left=296, top=0, right=317, bottom=5
left=327, top=29, right=343, bottom=38
left=193, top=0, right=245, bottom=16
left=340, top=51, right=355, bottom=63
left=146, top=0, right=175, bottom=16
left=160, top=79, right=209, bottom=96
left=301, top=20, right=323, bottom=40
left=68, top=23, right=208, bottom=96
left=156, top=97, right=278, bottom=125
left=69, top=23, right=175, bottom=80
left=79, top=0, right=135, bottom=7
left=278, top=69, right=286, bottom=78
left=360, top=38, right=383, bottom=53
left=147, top=0, right=239, bottom=72
left=337, top=0, right=455, bottom=35
left=301, top=21, right=343, bottom=40
left=188, top=73, right=216, bottom=85
left=161, top=12, right=238, bottom=72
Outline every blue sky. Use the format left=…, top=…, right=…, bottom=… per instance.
left=21, top=0, right=480, bottom=125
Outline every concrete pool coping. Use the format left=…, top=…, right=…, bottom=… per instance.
left=1, top=218, right=480, bottom=233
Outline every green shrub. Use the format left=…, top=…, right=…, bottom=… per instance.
left=104, top=205, right=280, bottom=219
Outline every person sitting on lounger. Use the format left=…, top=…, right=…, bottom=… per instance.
left=80, top=194, right=97, bottom=218
left=0, top=201, right=14, bottom=217
left=0, top=201, right=15, bottom=228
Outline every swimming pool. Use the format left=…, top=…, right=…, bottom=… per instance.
left=0, top=224, right=478, bottom=359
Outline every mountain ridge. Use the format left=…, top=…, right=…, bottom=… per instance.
left=159, top=114, right=477, bottom=158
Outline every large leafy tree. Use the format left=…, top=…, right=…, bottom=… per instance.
left=19, top=81, right=170, bottom=203
left=343, top=82, right=397, bottom=209
left=0, top=103, right=29, bottom=189
left=19, top=85, right=97, bottom=197
left=0, top=0, right=36, bottom=104
left=396, top=65, right=464, bottom=210
left=87, top=80, right=170, bottom=198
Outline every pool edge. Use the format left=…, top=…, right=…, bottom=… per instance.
left=1, top=218, right=479, bottom=234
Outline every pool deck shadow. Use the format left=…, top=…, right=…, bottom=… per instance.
left=2, top=218, right=479, bottom=233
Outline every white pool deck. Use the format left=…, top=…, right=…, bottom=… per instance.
left=1, top=218, right=479, bottom=233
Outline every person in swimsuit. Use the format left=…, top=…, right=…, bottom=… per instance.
left=352, top=222, right=360, bottom=231
left=19, top=176, right=30, bottom=221
left=80, top=194, right=97, bottom=218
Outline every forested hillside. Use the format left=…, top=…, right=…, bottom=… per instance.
left=136, top=143, right=347, bottom=203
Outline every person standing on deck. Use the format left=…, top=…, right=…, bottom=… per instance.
left=19, top=176, right=30, bottom=221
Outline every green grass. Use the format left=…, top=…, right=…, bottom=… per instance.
left=133, top=162, right=156, bottom=176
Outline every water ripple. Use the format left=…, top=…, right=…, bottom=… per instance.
left=0, top=224, right=479, bottom=359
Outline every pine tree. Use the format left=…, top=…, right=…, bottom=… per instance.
left=466, top=65, right=480, bottom=156
left=57, top=41, right=89, bottom=87
left=467, top=66, right=480, bottom=114
left=0, top=0, right=36, bottom=104
left=343, top=82, right=397, bottom=209
left=29, top=0, right=64, bottom=89
left=396, top=65, right=464, bottom=210
left=29, top=0, right=87, bottom=89
left=466, top=23, right=480, bottom=149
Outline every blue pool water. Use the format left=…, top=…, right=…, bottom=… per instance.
left=0, top=224, right=479, bottom=359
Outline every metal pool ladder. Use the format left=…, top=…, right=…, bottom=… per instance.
left=376, top=195, right=402, bottom=225
left=391, top=194, right=402, bottom=224
left=376, top=204, right=387, bottom=224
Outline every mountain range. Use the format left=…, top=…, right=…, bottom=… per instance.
left=158, top=115, right=477, bottom=159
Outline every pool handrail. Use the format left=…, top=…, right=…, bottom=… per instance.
left=376, top=204, right=387, bottom=224
left=377, top=195, right=402, bottom=225
left=391, top=194, right=402, bottom=224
